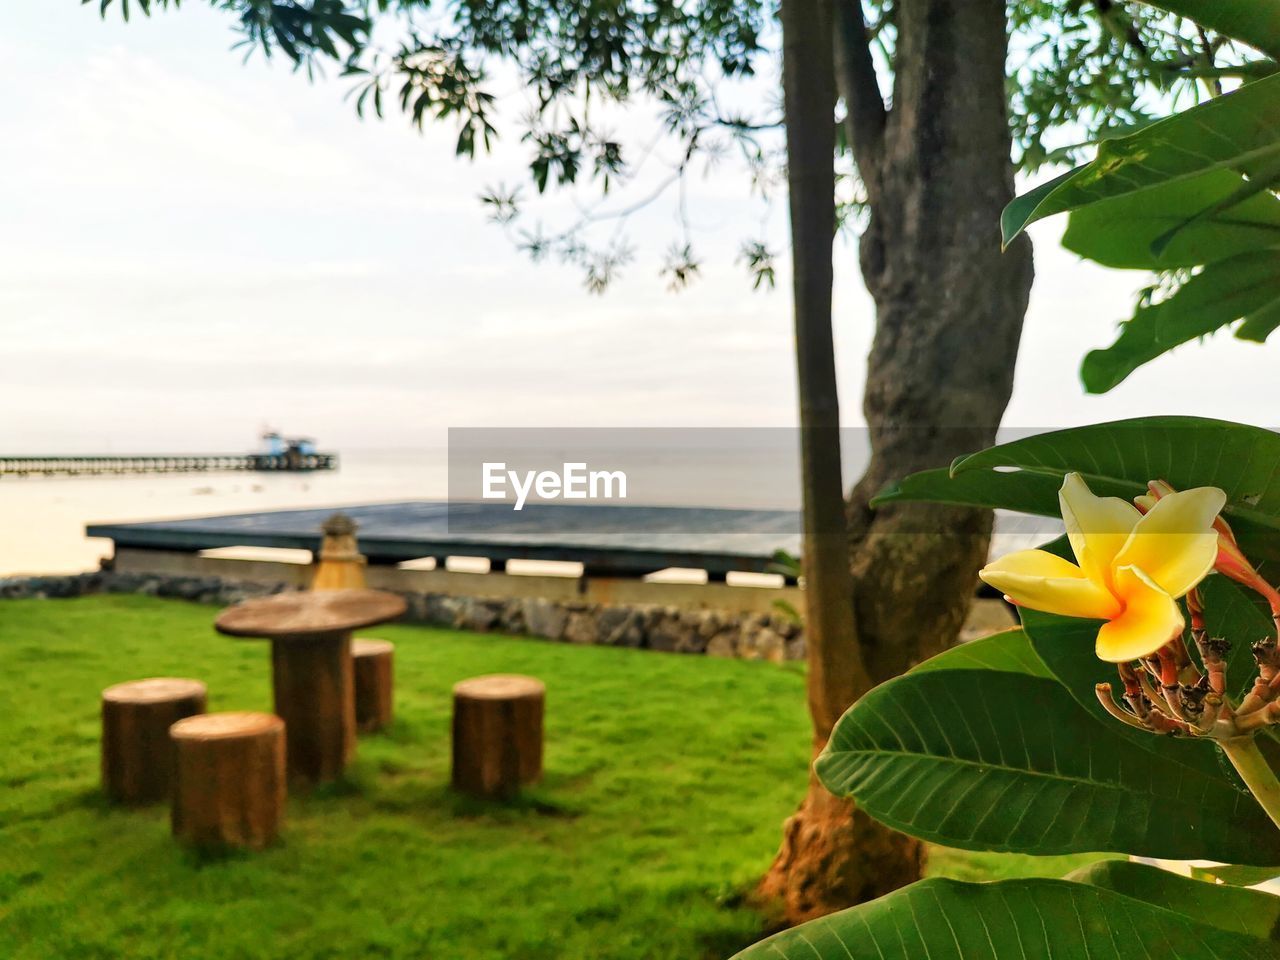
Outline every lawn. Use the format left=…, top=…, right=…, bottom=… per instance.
left=0, top=595, right=1104, bottom=959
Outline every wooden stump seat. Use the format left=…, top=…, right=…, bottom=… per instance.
left=170, top=712, right=285, bottom=851
left=352, top=638, right=394, bottom=733
left=101, top=677, right=207, bottom=804
left=451, top=674, right=545, bottom=799
left=215, top=589, right=406, bottom=785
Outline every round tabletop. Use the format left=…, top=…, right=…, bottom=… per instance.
left=215, top=589, right=407, bottom=639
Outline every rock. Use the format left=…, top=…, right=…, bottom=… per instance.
left=695, top=610, right=725, bottom=640
left=0, top=571, right=812, bottom=665
left=424, top=594, right=462, bottom=626
left=598, top=608, right=645, bottom=647
left=648, top=610, right=704, bottom=654
left=461, top=599, right=502, bottom=633
left=706, top=631, right=738, bottom=658
left=523, top=599, right=568, bottom=641
left=785, top=635, right=807, bottom=661
left=499, top=599, right=526, bottom=634
left=564, top=611, right=598, bottom=645
left=741, top=626, right=786, bottom=663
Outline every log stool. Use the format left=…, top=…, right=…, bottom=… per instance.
left=352, top=639, right=394, bottom=733
left=215, top=590, right=407, bottom=785
left=170, top=712, right=285, bottom=851
left=452, top=675, right=545, bottom=799
left=101, top=677, right=207, bottom=804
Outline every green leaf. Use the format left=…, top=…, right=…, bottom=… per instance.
left=1136, top=0, right=1280, bottom=59
left=1061, top=170, right=1280, bottom=269
left=1191, top=863, right=1280, bottom=886
left=1081, top=251, right=1280, bottom=392
left=1239, top=297, right=1280, bottom=342
left=1001, top=166, right=1080, bottom=248
left=949, top=417, right=1280, bottom=555
left=1014, top=565, right=1268, bottom=710
left=878, top=417, right=1280, bottom=561
left=872, top=464, right=1074, bottom=515
left=816, top=647, right=1280, bottom=862
left=1018, top=608, right=1228, bottom=773
left=733, top=876, right=1280, bottom=959
left=1002, top=73, right=1280, bottom=244
left=1067, top=859, right=1280, bottom=940
left=908, top=626, right=1053, bottom=679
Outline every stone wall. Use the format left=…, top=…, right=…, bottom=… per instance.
left=0, top=571, right=807, bottom=662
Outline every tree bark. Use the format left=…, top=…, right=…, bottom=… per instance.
left=762, top=0, right=1035, bottom=925
left=850, top=0, right=1034, bottom=682
left=760, top=0, right=904, bottom=925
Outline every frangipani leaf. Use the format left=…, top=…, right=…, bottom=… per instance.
left=1067, top=859, right=1280, bottom=940
left=1081, top=251, right=1280, bottom=392
left=908, top=626, right=1053, bottom=679
left=815, top=629, right=1280, bottom=863
left=1061, top=170, right=1280, bottom=270
left=1136, top=0, right=1280, bottom=59
left=1002, top=73, right=1280, bottom=245
left=875, top=417, right=1280, bottom=560
left=1191, top=863, right=1280, bottom=886
left=733, top=876, right=1280, bottom=959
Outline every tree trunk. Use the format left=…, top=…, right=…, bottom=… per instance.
left=761, top=0, right=1035, bottom=925
left=760, top=0, right=903, bottom=925
left=850, top=0, right=1034, bottom=686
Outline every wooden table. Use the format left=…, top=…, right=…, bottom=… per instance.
left=215, top=589, right=406, bottom=784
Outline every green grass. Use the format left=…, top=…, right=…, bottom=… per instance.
left=0, top=596, right=1105, bottom=959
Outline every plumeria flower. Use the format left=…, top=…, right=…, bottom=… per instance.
left=1138, top=480, right=1280, bottom=615
left=980, top=473, right=1226, bottom=663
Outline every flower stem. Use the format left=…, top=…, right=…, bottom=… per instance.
left=1221, top=736, right=1280, bottom=831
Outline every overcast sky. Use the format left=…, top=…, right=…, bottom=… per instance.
left=3, top=3, right=1277, bottom=455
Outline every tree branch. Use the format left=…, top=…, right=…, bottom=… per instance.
left=831, top=0, right=887, bottom=202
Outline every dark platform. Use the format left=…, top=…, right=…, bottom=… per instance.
left=87, top=501, right=803, bottom=579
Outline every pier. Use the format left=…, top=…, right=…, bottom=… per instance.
left=1, top=452, right=337, bottom=478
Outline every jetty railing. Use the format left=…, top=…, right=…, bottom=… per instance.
left=0, top=453, right=337, bottom=477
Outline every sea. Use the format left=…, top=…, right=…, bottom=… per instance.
left=0, top=449, right=449, bottom=577
left=0, top=446, right=1055, bottom=578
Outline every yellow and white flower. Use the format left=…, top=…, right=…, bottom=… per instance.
left=980, top=472, right=1226, bottom=663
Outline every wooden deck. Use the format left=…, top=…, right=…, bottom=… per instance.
left=87, top=501, right=802, bottom=580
